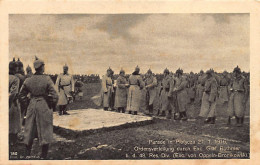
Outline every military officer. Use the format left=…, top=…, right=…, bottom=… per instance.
left=19, top=56, right=58, bottom=159
left=9, top=58, right=21, bottom=145
left=144, top=69, right=157, bottom=116
left=101, top=67, right=114, bottom=111
left=199, top=69, right=218, bottom=124
left=126, top=66, right=145, bottom=115
left=55, top=64, right=74, bottom=115
left=114, top=69, right=129, bottom=113
left=227, top=66, right=248, bottom=126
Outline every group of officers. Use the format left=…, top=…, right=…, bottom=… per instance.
left=9, top=56, right=249, bottom=159
left=101, top=65, right=249, bottom=126
left=9, top=57, right=75, bottom=159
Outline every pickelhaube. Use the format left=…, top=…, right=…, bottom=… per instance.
left=135, top=65, right=140, bottom=72
left=164, top=68, right=169, bottom=74
left=16, top=58, right=23, bottom=68
left=206, top=69, right=214, bottom=75
left=200, top=70, right=204, bottom=74
left=233, top=65, right=241, bottom=74
left=107, top=67, right=112, bottom=72
left=33, top=56, right=45, bottom=69
left=147, top=69, right=152, bottom=74
left=120, top=68, right=125, bottom=74
left=26, top=65, right=32, bottom=73
left=9, top=57, right=16, bottom=70
left=63, top=64, right=69, bottom=69
left=176, top=68, right=183, bottom=74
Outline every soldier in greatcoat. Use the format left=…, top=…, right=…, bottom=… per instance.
left=144, top=69, right=157, bottom=116
left=126, top=66, right=145, bottom=115
left=198, top=69, right=218, bottom=124
left=227, top=66, right=248, bottom=126
left=101, top=68, right=114, bottom=110
left=55, top=64, right=74, bottom=115
left=158, top=68, right=172, bottom=118
left=19, top=56, right=58, bottom=159
left=114, top=69, right=129, bottom=113
left=171, top=69, right=189, bottom=121
left=9, top=58, right=21, bottom=145
left=218, top=71, right=230, bottom=104
left=195, top=70, right=205, bottom=104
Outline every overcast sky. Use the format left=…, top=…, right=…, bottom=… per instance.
left=9, top=14, right=249, bottom=75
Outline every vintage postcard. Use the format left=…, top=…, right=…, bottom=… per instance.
left=0, top=0, right=260, bottom=165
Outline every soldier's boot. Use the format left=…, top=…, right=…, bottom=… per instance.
left=174, top=113, right=181, bottom=120
left=149, top=104, right=154, bottom=116
left=40, top=144, right=49, bottom=159
left=104, top=107, right=108, bottom=111
left=227, top=116, right=231, bottom=125
left=166, top=110, right=172, bottom=119
left=122, top=108, right=125, bottom=113
left=128, top=110, right=132, bottom=114
left=237, top=117, right=243, bottom=127
left=25, top=143, right=33, bottom=157
left=160, top=111, right=166, bottom=117
left=133, top=111, right=138, bottom=115
left=58, top=106, right=63, bottom=115
left=181, top=112, right=188, bottom=121
left=117, top=108, right=121, bottom=113
left=157, top=110, right=160, bottom=116
left=209, top=117, right=215, bottom=124
left=204, top=117, right=212, bottom=124
left=241, top=117, right=244, bottom=124
left=63, top=108, right=70, bottom=115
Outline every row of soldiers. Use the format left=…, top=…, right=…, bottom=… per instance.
left=100, top=66, right=249, bottom=126
left=9, top=57, right=77, bottom=159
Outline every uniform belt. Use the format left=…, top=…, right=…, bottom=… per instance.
left=106, top=84, right=112, bottom=86
left=60, top=84, right=70, bottom=87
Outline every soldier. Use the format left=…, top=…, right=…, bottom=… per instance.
left=144, top=69, right=158, bottom=116
left=25, top=65, right=33, bottom=79
left=9, top=58, right=21, bottom=146
left=227, top=66, right=248, bottom=126
left=159, top=68, right=172, bottom=118
left=101, top=67, right=114, bottom=111
left=19, top=56, right=58, bottom=159
left=218, top=71, right=230, bottom=105
left=171, top=68, right=189, bottom=121
left=55, top=64, right=75, bottom=115
left=198, top=69, right=218, bottom=124
left=126, top=66, right=145, bottom=115
left=187, top=72, right=196, bottom=103
left=75, top=78, right=84, bottom=100
left=114, top=69, right=129, bottom=113
left=195, top=70, right=205, bottom=105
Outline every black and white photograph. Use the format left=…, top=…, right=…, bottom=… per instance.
left=8, top=13, right=250, bottom=160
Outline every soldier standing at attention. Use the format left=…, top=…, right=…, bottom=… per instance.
left=144, top=69, right=158, bottom=116
left=114, top=69, right=129, bottom=113
left=199, top=69, right=218, bottom=124
left=127, top=66, right=144, bottom=115
left=9, top=58, right=21, bottom=146
left=101, top=67, right=114, bottom=111
left=159, top=68, right=172, bottom=118
left=55, top=64, right=74, bottom=115
left=171, top=68, right=188, bottom=121
left=19, top=56, right=58, bottom=159
left=227, top=66, right=248, bottom=126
